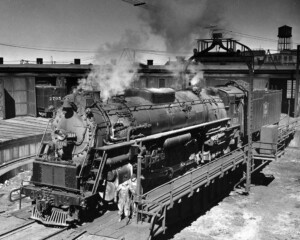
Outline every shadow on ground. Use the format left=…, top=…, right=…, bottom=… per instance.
left=155, top=170, right=276, bottom=240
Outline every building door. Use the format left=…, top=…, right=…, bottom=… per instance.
left=0, top=79, right=4, bottom=119
left=269, top=78, right=295, bottom=116
left=3, top=77, right=37, bottom=118
left=27, top=77, right=36, bottom=117
left=159, top=79, right=165, bottom=88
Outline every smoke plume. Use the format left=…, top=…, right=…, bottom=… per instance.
left=78, top=0, right=226, bottom=96
left=190, top=71, right=204, bottom=86
left=95, top=28, right=149, bottom=63
left=78, top=29, right=147, bottom=100
left=139, top=0, right=228, bottom=53
left=78, top=62, right=138, bottom=101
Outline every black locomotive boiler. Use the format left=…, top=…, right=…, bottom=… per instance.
left=17, top=81, right=281, bottom=226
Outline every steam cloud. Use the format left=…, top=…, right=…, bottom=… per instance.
left=190, top=71, right=204, bottom=86
left=78, top=62, right=138, bottom=101
left=78, top=0, right=225, bottom=96
left=94, top=29, right=149, bottom=63
left=78, top=29, right=147, bottom=100
left=139, top=0, right=227, bottom=53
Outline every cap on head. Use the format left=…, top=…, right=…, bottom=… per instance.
left=131, top=173, right=137, bottom=181
left=62, top=101, right=72, bottom=109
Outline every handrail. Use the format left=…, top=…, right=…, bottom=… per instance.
left=96, top=118, right=231, bottom=152
left=0, top=155, right=35, bottom=170
left=78, top=127, right=97, bottom=179
left=9, top=187, right=26, bottom=203
left=36, top=119, right=53, bottom=158
left=9, top=181, right=27, bottom=209
left=139, top=146, right=246, bottom=214
left=92, top=151, right=107, bottom=194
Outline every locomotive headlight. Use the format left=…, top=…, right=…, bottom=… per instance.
left=54, top=129, right=66, bottom=141
left=80, top=199, right=87, bottom=208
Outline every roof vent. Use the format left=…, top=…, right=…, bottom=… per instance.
left=74, top=59, right=81, bottom=65
left=147, top=59, right=153, bottom=66
left=36, top=58, right=43, bottom=64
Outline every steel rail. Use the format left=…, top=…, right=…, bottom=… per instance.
left=0, top=155, right=35, bottom=170
left=0, top=220, right=35, bottom=238
left=70, top=231, right=87, bottom=240
left=39, top=227, right=69, bottom=240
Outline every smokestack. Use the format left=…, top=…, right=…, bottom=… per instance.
left=147, top=60, right=153, bottom=66
left=212, top=33, right=222, bottom=39
left=36, top=58, right=43, bottom=64
left=74, top=59, right=81, bottom=65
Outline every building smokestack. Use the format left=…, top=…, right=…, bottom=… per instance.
left=74, top=59, right=81, bottom=65
left=147, top=60, right=153, bottom=66
left=36, top=58, right=43, bottom=64
left=212, top=32, right=222, bottom=39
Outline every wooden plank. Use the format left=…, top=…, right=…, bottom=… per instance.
left=1, top=119, right=49, bottom=128
left=14, top=116, right=50, bottom=124
left=84, top=210, right=150, bottom=240
left=0, top=124, right=46, bottom=130
left=0, top=125, right=46, bottom=133
left=0, top=120, right=48, bottom=128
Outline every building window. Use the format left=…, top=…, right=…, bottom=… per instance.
left=159, top=79, right=165, bottom=88
left=145, top=78, right=149, bottom=88
left=287, top=80, right=295, bottom=99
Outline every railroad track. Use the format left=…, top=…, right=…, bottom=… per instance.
left=0, top=221, right=35, bottom=239
left=0, top=216, right=90, bottom=240
left=0, top=220, right=71, bottom=240
left=0, top=155, right=35, bottom=176
left=0, top=155, right=35, bottom=169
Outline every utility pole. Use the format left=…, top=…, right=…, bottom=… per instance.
left=246, top=64, right=254, bottom=193
left=294, top=45, right=300, bottom=117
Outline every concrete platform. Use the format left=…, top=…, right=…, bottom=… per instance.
left=0, top=116, right=51, bottom=166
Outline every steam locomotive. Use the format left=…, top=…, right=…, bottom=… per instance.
left=18, top=81, right=281, bottom=226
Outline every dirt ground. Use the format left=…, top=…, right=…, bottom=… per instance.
left=172, top=147, right=300, bottom=240
left=0, top=170, right=32, bottom=213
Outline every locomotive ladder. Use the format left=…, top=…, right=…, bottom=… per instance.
left=78, top=126, right=98, bottom=179
left=85, top=149, right=107, bottom=195
left=92, top=151, right=107, bottom=194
